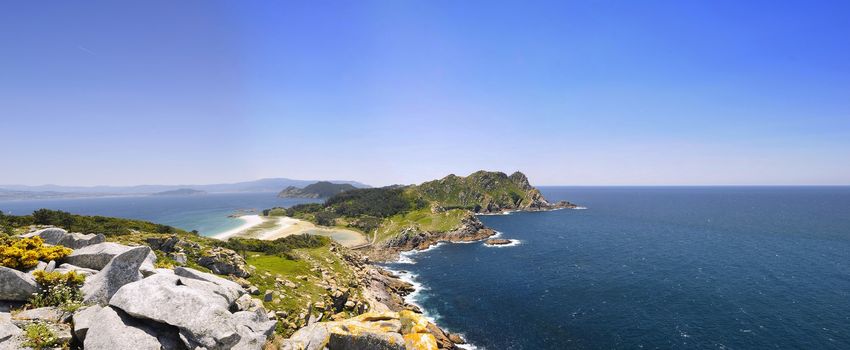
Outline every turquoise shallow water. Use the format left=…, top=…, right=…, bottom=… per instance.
left=388, top=187, right=850, bottom=349
left=0, top=192, right=320, bottom=236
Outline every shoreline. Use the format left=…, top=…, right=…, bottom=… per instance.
left=211, top=214, right=369, bottom=248
left=211, top=214, right=265, bottom=240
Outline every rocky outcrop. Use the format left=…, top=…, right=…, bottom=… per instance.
left=0, top=266, right=39, bottom=301
left=281, top=311, right=448, bottom=350
left=106, top=272, right=272, bottom=350
left=62, top=242, right=157, bottom=271
left=109, top=273, right=239, bottom=349
left=484, top=238, right=512, bottom=246
left=21, top=227, right=106, bottom=249
left=82, top=246, right=150, bottom=305
left=71, top=305, right=102, bottom=342
left=375, top=214, right=495, bottom=261
left=53, top=263, right=99, bottom=277
left=198, top=247, right=251, bottom=278
left=84, top=305, right=183, bottom=350
left=174, top=267, right=244, bottom=304
left=0, top=312, right=21, bottom=344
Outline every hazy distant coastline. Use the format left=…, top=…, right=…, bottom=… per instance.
left=0, top=177, right=369, bottom=200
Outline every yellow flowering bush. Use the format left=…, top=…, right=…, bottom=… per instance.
left=0, top=236, right=72, bottom=270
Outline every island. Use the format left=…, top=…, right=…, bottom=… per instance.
left=150, top=188, right=207, bottom=196
left=277, top=181, right=357, bottom=198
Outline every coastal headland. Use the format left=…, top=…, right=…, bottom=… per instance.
left=0, top=170, right=576, bottom=349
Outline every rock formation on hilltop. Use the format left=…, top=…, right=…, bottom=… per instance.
left=411, top=170, right=576, bottom=214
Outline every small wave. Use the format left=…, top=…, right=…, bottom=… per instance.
left=571, top=206, right=588, bottom=210
left=395, top=242, right=446, bottom=264
left=491, top=231, right=503, bottom=238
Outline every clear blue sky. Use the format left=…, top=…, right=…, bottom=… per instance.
left=2, top=1, right=849, bottom=186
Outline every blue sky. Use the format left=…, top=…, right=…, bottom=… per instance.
left=1, top=0, right=849, bottom=186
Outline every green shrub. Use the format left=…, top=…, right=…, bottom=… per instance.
left=29, top=270, right=85, bottom=311
left=219, top=234, right=331, bottom=259
left=22, top=322, right=59, bottom=349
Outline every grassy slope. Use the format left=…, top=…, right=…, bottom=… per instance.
left=374, top=208, right=467, bottom=243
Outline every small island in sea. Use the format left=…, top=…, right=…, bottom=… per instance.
left=277, top=181, right=357, bottom=199
left=150, top=188, right=207, bottom=196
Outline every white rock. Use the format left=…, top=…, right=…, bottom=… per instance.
left=62, top=242, right=156, bottom=271
left=21, top=227, right=105, bottom=249
left=109, top=274, right=239, bottom=349
left=84, top=306, right=181, bottom=350
left=82, top=246, right=150, bottom=305
left=71, top=304, right=103, bottom=342
left=174, top=267, right=244, bottom=305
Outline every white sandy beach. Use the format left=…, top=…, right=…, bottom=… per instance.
left=211, top=214, right=265, bottom=240
left=212, top=214, right=368, bottom=247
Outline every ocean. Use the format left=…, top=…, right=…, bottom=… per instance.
left=0, top=192, right=320, bottom=236
left=3, top=187, right=849, bottom=349
left=387, top=187, right=850, bottom=349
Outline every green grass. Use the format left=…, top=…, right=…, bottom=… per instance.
left=244, top=245, right=362, bottom=335
left=374, top=208, right=467, bottom=243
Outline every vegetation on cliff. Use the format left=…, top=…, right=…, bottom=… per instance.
left=277, top=181, right=357, bottom=198
left=262, top=170, right=569, bottom=248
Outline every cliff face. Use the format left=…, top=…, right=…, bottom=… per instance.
left=411, top=170, right=575, bottom=214
left=277, top=181, right=356, bottom=198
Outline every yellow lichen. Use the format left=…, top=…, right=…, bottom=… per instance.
left=403, top=333, right=439, bottom=350
left=399, top=310, right=429, bottom=334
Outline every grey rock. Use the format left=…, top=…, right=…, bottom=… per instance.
left=263, top=291, right=273, bottom=302
left=71, top=305, right=103, bottom=342
left=109, top=274, right=239, bottom=349
left=197, top=247, right=250, bottom=278
left=0, top=312, right=21, bottom=344
left=170, top=252, right=187, bottom=265
left=234, top=294, right=263, bottom=312
left=286, top=323, right=330, bottom=350
left=26, top=261, right=48, bottom=273
left=248, top=286, right=260, bottom=295
left=82, top=246, right=150, bottom=305
left=84, top=306, right=182, bottom=350
left=53, top=263, right=99, bottom=277
left=231, top=309, right=276, bottom=350
left=45, top=260, right=56, bottom=272
left=21, top=227, right=106, bottom=249
left=174, top=267, right=244, bottom=305
left=0, top=266, right=38, bottom=301
left=62, top=242, right=157, bottom=271
left=327, top=329, right=406, bottom=350
left=12, top=306, right=70, bottom=323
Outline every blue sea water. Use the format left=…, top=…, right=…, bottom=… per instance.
left=387, top=187, right=850, bottom=349
left=0, top=193, right=320, bottom=236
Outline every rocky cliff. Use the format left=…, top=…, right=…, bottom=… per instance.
left=411, top=170, right=576, bottom=214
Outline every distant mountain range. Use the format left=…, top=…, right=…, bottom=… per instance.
left=0, top=178, right=370, bottom=200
